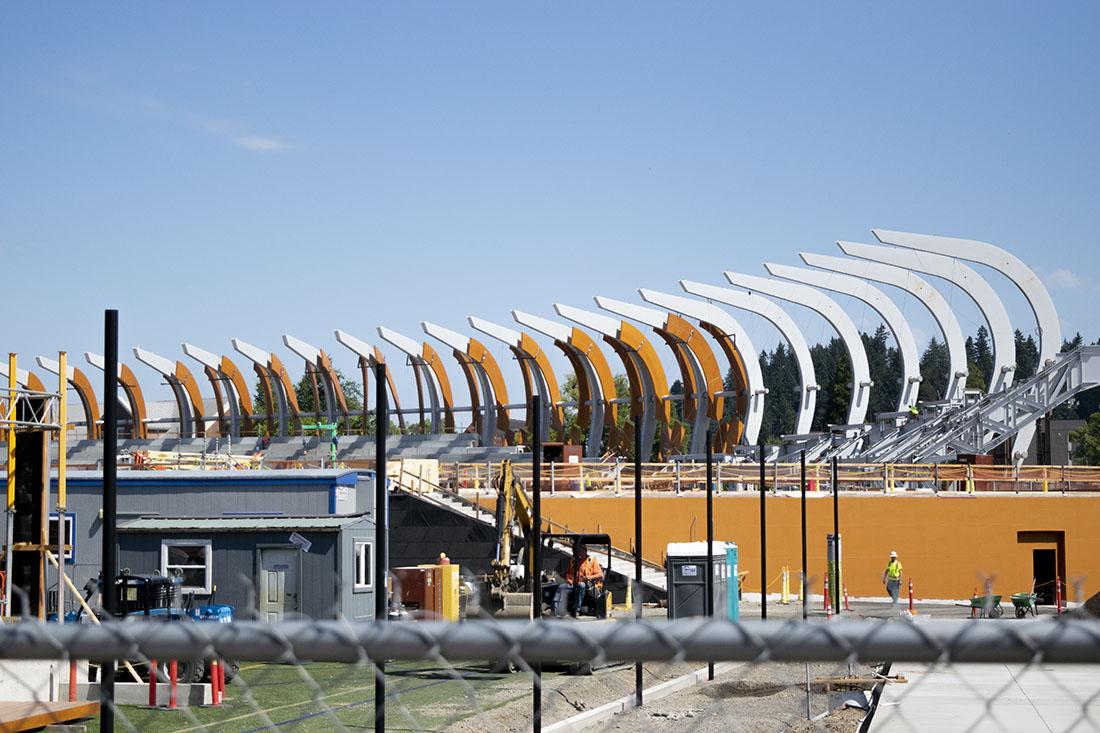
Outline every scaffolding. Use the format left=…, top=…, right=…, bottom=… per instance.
left=2, top=352, right=67, bottom=619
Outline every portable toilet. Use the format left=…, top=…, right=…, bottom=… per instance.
left=665, top=541, right=731, bottom=619
left=726, top=543, right=739, bottom=621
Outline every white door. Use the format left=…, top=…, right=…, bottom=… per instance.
left=259, top=548, right=300, bottom=622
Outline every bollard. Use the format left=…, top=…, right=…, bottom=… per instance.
left=218, top=658, right=227, bottom=701
left=971, top=586, right=978, bottom=619
left=1056, top=576, right=1063, bottom=615
left=843, top=584, right=850, bottom=612
left=908, top=579, right=915, bottom=614
left=149, top=660, right=158, bottom=707
left=780, top=566, right=790, bottom=604
left=68, top=659, right=77, bottom=703
left=824, top=575, right=831, bottom=617
left=210, top=660, right=221, bottom=706
left=169, top=660, right=178, bottom=709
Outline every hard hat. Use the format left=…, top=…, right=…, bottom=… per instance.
left=889, top=551, right=898, bottom=558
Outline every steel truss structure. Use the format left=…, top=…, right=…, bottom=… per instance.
left=9, top=230, right=1091, bottom=464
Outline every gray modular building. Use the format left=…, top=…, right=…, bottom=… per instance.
left=29, top=469, right=377, bottom=621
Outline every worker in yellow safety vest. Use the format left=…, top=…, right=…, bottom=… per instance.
left=882, top=551, right=903, bottom=604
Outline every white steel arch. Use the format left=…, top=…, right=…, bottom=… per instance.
left=839, top=241, right=1016, bottom=394
left=803, top=251, right=968, bottom=402
left=638, top=288, right=765, bottom=445
left=680, top=280, right=817, bottom=436
left=873, top=229, right=1063, bottom=462
left=512, top=309, right=608, bottom=456
left=728, top=269, right=872, bottom=427
left=771, top=261, right=922, bottom=411
left=594, top=295, right=710, bottom=454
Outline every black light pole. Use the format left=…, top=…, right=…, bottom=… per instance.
left=801, top=450, right=810, bottom=720
left=531, top=395, right=542, bottom=733
left=705, top=426, right=714, bottom=681
left=374, top=363, right=388, bottom=733
left=758, top=440, right=767, bottom=620
left=832, top=456, right=840, bottom=612
left=101, top=310, right=118, bottom=733
left=634, top=418, right=643, bottom=706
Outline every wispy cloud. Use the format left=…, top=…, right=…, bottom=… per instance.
left=1049, top=268, right=1082, bottom=289
left=138, top=97, right=293, bottom=153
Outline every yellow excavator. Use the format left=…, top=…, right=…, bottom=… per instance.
left=486, top=460, right=536, bottom=617
left=486, top=460, right=612, bottom=619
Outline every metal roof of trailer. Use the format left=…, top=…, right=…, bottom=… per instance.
left=119, top=515, right=369, bottom=531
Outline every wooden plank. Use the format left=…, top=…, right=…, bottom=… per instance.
left=0, top=700, right=99, bottom=732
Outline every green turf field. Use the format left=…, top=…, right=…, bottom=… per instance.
left=86, top=660, right=534, bottom=732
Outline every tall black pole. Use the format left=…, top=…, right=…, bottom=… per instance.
left=705, top=426, right=714, bottom=681
left=374, top=363, right=388, bottom=733
left=800, top=451, right=807, bottom=621
left=634, top=418, right=643, bottom=706
left=101, top=310, right=118, bottom=733
left=758, top=440, right=767, bottom=620
left=801, top=450, right=810, bottom=720
left=832, top=456, right=840, bottom=613
left=531, top=395, right=542, bottom=733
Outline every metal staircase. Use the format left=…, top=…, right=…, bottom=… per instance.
left=859, top=345, right=1100, bottom=463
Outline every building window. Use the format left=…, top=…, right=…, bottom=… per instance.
left=161, top=540, right=213, bottom=594
left=48, top=512, right=76, bottom=563
left=354, top=541, right=372, bottom=590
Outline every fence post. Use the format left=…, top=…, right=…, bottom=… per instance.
left=908, top=579, right=915, bottom=615
left=148, top=660, right=157, bottom=707
left=551, top=461, right=556, bottom=495
left=168, top=660, right=178, bottom=709
left=759, top=440, right=767, bottom=620
left=634, top=419, right=644, bottom=707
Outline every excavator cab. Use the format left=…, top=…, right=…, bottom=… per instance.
left=540, top=533, right=613, bottom=619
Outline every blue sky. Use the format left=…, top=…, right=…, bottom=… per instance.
left=2, top=4, right=1098, bottom=418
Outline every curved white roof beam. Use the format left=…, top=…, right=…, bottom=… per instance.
left=873, top=229, right=1061, bottom=462
left=681, top=280, right=817, bottom=436
left=803, top=251, right=968, bottom=402
left=183, top=343, right=245, bottom=438
left=358, top=328, right=433, bottom=434
left=555, top=303, right=661, bottom=454
left=133, top=347, right=199, bottom=439
left=594, top=296, right=710, bottom=454
left=774, top=260, right=921, bottom=411
left=730, top=268, right=872, bottom=427
left=468, top=315, right=551, bottom=438
left=232, top=339, right=290, bottom=436
left=638, top=288, right=765, bottom=446
left=513, top=310, right=607, bottom=455
left=422, top=321, right=497, bottom=446
left=839, top=241, right=1016, bottom=394
left=283, top=335, right=335, bottom=424
left=873, top=230, right=1061, bottom=367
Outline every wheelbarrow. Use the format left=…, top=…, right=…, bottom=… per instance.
left=968, top=594, right=1003, bottom=619
left=1011, top=592, right=1038, bottom=618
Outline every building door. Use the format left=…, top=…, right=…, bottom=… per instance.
left=1033, top=549, right=1057, bottom=605
left=259, top=548, right=300, bottom=622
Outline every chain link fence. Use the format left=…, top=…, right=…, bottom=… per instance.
left=2, top=608, right=1098, bottom=732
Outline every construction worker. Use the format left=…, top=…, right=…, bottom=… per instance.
left=438, top=552, right=451, bottom=565
left=551, top=544, right=604, bottom=617
left=882, top=551, right=903, bottom=605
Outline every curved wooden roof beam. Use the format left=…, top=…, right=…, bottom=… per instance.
left=284, top=335, right=351, bottom=432
left=334, top=330, right=408, bottom=433
left=36, top=357, right=100, bottom=439
left=596, top=297, right=725, bottom=455
left=555, top=304, right=672, bottom=460
left=468, top=316, right=565, bottom=443
left=182, top=345, right=254, bottom=438
left=375, top=327, right=455, bottom=434
left=424, top=322, right=498, bottom=443
left=513, top=310, right=617, bottom=457
left=133, top=348, right=208, bottom=438
left=85, top=352, right=148, bottom=439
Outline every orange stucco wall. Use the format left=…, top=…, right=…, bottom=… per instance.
left=484, top=493, right=1100, bottom=601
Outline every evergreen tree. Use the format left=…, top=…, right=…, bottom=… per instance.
left=1014, top=330, right=1040, bottom=380
left=918, top=336, right=949, bottom=402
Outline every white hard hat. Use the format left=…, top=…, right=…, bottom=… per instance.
left=889, top=551, right=898, bottom=558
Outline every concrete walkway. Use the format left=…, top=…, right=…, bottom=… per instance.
left=873, top=661, right=1100, bottom=731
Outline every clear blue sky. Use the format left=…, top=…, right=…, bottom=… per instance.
left=2, top=4, right=1098, bottom=416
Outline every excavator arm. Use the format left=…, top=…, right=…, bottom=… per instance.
left=491, top=460, right=536, bottom=596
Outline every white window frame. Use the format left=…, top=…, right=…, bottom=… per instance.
left=48, top=512, right=76, bottom=563
left=161, top=539, right=213, bottom=594
left=353, top=541, right=372, bottom=591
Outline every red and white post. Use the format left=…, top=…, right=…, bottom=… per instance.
left=843, top=584, right=850, bottom=612
left=168, top=660, right=178, bottom=710
left=824, top=575, right=832, bottom=619
left=908, top=579, right=915, bottom=614
left=1056, top=576, right=1063, bottom=615
left=148, top=660, right=158, bottom=707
